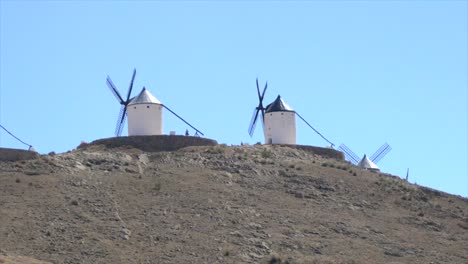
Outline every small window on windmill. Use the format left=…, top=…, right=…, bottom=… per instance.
left=170, top=131, right=176, bottom=136
left=134, top=106, right=137, bottom=109
left=281, top=113, right=284, bottom=115
left=147, top=106, right=150, bottom=108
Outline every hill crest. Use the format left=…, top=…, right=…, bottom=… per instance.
left=0, top=144, right=467, bottom=263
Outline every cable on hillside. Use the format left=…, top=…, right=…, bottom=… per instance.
left=0, top=124, right=32, bottom=148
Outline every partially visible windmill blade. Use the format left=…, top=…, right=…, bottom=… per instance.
left=115, top=105, right=127, bottom=137
left=250, top=78, right=267, bottom=137
left=256, top=78, right=261, bottom=99
left=248, top=108, right=260, bottom=137
left=162, top=104, right=204, bottom=136
left=260, top=81, right=267, bottom=121
left=106, top=77, right=125, bottom=104
left=295, top=112, right=335, bottom=147
left=261, top=81, right=267, bottom=101
left=370, top=143, right=392, bottom=164
left=126, top=68, right=136, bottom=102
left=338, top=144, right=360, bottom=165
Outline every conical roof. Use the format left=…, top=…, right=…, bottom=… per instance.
left=128, top=87, right=161, bottom=105
left=358, top=155, right=379, bottom=170
left=265, top=95, right=294, bottom=113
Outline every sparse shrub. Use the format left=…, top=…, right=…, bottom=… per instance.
left=15, top=178, right=20, bottom=183
left=261, top=149, right=273, bottom=159
left=321, top=163, right=328, bottom=167
left=70, top=200, right=79, bottom=206
left=269, top=256, right=290, bottom=264
left=289, top=164, right=295, bottom=169
left=353, top=172, right=357, bottom=176
left=48, top=151, right=56, bottom=156
left=224, top=250, right=230, bottom=256
left=153, top=182, right=162, bottom=192
left=312, top=160, right=316, bottom=163
left=329, top=164, right=335, bottom=168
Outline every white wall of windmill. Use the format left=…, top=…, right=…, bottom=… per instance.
left=127, top=103, right=163, bottom=136
left=264, top=111, right=296, bottom=144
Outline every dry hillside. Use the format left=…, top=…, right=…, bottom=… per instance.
left=0, top=144, right=467, bottom=264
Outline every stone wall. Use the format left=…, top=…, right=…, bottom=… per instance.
left=82, top=135, right=218, bottom=152
left=0, top=148, right=39, bottom=162
left=279, top=144, right=345, bottom=160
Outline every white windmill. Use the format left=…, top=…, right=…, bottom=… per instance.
left=106, top=69, right=204, bottom=137
left=127, top=87, right=163, bottom=136
left=263, top=95, right=296, bottom=144
left=248, top=79, right=334, bottom=146
left=338, top=143, right=392, bottom=171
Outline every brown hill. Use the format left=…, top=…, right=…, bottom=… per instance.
left=0, top=144, right=467, bottom=263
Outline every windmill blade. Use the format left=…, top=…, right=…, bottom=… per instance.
left=260, top=81, right=267, bottom=121
left=162, top=104, right=205, bottom=136
left=126, top=68, right=136, bottom=102
left=256, top=78, right=261, bottom=100
left=261, top=81, right=268, bottom=101
left=106, top=77, right=125, bottom=104
left=115, top=105, right=127, bottom=137
left=370, top=143, right=392, bottom=164
left=256, top=78, right=267, bottom=106
left=295, top=112, right=335, bottom=147
left=338, top=144, right=360, bottom=165
left=248, top=108, right=260, bottom=137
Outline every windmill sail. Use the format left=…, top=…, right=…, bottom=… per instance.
left=370, top=143, right=392, bottom=164
left=338, top=144, right=360, bottom=164
left=106, top=68, right=136, bottom=137
left=248, top=78, right=267, bottom=137
left=248, top=108, right=260, bottom=137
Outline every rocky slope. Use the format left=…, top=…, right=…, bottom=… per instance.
left=0, top=144, right=467, bottom=263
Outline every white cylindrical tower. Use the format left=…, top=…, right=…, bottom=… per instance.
left=263, top=95, right=296, bottom=144
left=127, top=87, right=163, bottom=136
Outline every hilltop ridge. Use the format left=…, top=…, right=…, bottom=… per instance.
left=0, top=144, right=467, bottom=263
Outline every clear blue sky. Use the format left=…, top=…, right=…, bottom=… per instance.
left=1, top=1, right=467, bottom=197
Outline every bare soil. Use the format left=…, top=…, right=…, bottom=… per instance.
left=0, top=144, right=467, bottom=263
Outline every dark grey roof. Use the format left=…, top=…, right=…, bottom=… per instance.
left=265, top=95, right=294, bottom=113
left=128, top=87, right=161, bottom=105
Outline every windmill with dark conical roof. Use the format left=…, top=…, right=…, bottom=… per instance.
left=248, top=78, right=334, bottom=146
